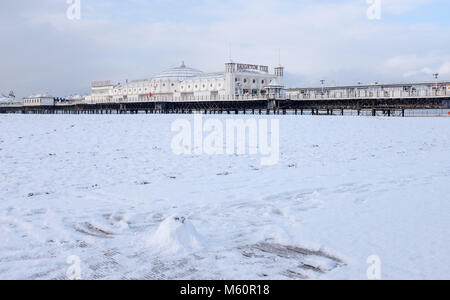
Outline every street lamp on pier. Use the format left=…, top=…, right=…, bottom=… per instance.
left=433, top=73, right=439, bottom=95
left=320, top=80, right=325, bottom=96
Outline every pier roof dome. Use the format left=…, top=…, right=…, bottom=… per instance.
left=153, top=62, right=203, bottom=81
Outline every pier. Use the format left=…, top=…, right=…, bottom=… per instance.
left=1, top=95, right=449, bottom=117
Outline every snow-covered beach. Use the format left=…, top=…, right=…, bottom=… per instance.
left=0, top=114, right=449, bottom=280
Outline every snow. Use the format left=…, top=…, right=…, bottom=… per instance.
left=0, top=97, right=12, bottom=103
left=0, top=114, right=449, bottom=280
left=147, top=216, right=207, bottom=255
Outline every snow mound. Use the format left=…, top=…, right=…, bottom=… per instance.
left=148, top=216, right=206, bottom=255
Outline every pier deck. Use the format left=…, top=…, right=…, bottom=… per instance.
left=1, top=96, right=449, bottom=116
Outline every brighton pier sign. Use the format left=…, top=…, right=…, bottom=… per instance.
left=91, top=80, right=113, bottom=88
left=236, top=63, right=269, bottom=73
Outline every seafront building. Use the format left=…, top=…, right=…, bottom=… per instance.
left=86, top=61, right=285, bottom=103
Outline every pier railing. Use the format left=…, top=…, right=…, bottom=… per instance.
left=85, top=95, right=279, bottom=104
left=84, top=90, right=450, bottom=104
left=1, top=90, right=449, bottom=109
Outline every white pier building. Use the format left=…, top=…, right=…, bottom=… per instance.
left=23, top=94, right=55, bottom=106
left=86, top=62, right=284, bottom=103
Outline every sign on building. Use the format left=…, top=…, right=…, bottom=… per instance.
left=236, top=64, right=269, bottom=73
left=91, top=80, right=112, bottom=88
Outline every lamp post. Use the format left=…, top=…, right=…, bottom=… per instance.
left=320, top=80, right=325, bottom=97
left=433, top=73, right=439, bottom=96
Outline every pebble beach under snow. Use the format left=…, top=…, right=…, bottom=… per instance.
left=0, top=114, right=449, bottom=280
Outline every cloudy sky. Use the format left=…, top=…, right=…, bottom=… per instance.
left=1, top=0, right=449, bottom=99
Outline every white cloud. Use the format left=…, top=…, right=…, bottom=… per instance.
left=381, top=55, right=450, bottom=80
left=1, top=0, right=449, bottom=98
left=381, top=0, right=435, bottom=14
left=438, top=62, right=450, bottom=76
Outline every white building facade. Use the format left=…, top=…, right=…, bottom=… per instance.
left=23, top=95, right=55, bottom=106
left=286, top=81, right=450, bottom=100
left=86, top=62, right=284, bottom=104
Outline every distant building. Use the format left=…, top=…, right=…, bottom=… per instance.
left=86, top=61, right=284, bottom=103
left=23, top=95, right=54, bottom=106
